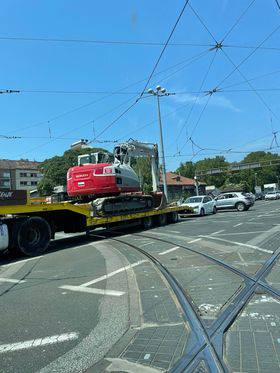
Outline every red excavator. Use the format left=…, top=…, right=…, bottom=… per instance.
left=67, top=140, right=163, bottom=215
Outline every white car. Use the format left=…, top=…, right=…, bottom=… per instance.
left=265, top=191, right=279, bottom=200
left=179, top=195, right=217, bottom=216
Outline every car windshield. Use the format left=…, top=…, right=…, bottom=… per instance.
left=185, top=197, right=203, bottom=203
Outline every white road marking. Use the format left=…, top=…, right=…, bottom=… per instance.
left=233, top=223, right=243, bottom=227
left=0, top=277, right=26, bottom=284
left=210, top=230, right=225, bottom=235
left=158, top=246, right=180, bottom=255
left=217, top=231, right=266, bottom=236
left=0, top=332, right=78, bottom=353
left=80, top=260, right=146, bottom=287
left=205, top=220, right=230, bottom=223
left=199, top=235, right=273, bottom=254
left=60, top=286, right=124, bottom=296
left=139, top=242, right=153, bottom=247
left=237, top=252, right=248, bottom=267
left=188, top=238, right=202, bottom=244
left=0, top=256, right=43, bottom=269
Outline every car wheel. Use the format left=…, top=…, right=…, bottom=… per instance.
left=236, top=202, right=246, bottom=212
left=200, top=208, right=205, bottom=216
left=213, top=206, right=217, bottom=214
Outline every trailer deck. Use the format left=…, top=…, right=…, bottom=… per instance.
left=0, top=201, right=191, bottom=256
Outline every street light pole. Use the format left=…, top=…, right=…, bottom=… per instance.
left=156, top=94, right=168, bottom=202
left=147, top=86, right=173, bottom=203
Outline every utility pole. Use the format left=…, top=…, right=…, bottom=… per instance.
left=147, top=86, right=174, bottom=203
left=194, top=176, right=199, bottom=196
left=254, top=173, right=257, bottom=191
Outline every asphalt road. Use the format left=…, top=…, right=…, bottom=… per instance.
left=0, top=200, right=279, bottom=372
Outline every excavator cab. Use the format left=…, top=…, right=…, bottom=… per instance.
left=78, top=152, right=113, bottom=166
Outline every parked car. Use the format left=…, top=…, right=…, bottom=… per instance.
left=245, top=192, right=256, bottom=203
left=215, top=192, right=253, bottom=212
left=178, top=195, right=217, bottom=216
left=265, top=191, right=279, bottom=200
left=255, top=191, right=264, bottom=200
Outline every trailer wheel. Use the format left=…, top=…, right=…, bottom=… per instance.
left=16, top=217, right=51, bottom=256
left=157, top=213, right=167, bottom=226
left=142, top=216, right=153, bottom=229
left=167, top=212, right=179, bottom=224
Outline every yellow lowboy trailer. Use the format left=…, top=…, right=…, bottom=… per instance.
left=0, top=200, right=191, bottom=256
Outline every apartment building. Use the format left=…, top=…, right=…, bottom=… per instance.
left=0, top=159, right=43, bottom=191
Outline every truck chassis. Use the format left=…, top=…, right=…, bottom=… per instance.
left=0, top=202, right=190, bottom=256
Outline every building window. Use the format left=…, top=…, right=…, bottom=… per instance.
left=30, top=173, right=37, bottom=177
left=20, top=172, right=28, bottom=177
left=31, top=181, right=38, bottom=186
left=20, top=181, right=28, bottom=186
left=3, top=171, right=10, bottom=178
left=0, top=180, right=10, bottom=187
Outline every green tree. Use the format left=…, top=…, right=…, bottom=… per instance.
left=176, top=161, right=196, bottom=178
left=132, top=158, right=153, bottom=193
left=38, top=147, right=108, bottom=195
left=195, top=156, right=229, bottom=187
left=240, top=151, right=280, bottom=191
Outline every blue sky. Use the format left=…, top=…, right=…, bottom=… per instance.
left=0, top=0, right=280, bottom=170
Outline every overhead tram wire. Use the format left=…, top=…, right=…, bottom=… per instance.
left=4, top=47, right=207, bottom=135
left=137, top=0, right=189, bottom=100
left=188, top=3, right=217, bottom=44
left=175, top=3, right=222, bottom=154
left=117, top=100, right=196, bottom=141
left=165, top=145, right=280, bottom=158
left=19, top=1, right=189, bottom=156
left=187, top=1, right=280, bottom=90
left=175, top=48, right=218, bottom=145
left=216, top=24, right=280, bottom=89
left=2, top=34, right=280, bottom=52
left=0, top=35, right=211, bottom=47
left=220, top=0, right=257, bottom=44
left=181, top=3, right=280, bottom=138
left=14, top=95, right=138, bottom=158
left=4, top=48, right=210, bottom=97
left=88, top=0, right=189, bottom=144
left=221, top=48, right=280, bottom=127
left=173, top=2, right=280, bottom=157
left=221, top=69, right=280, bottom=90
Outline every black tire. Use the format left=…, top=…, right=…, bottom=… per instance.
left=213, top=206, right=217, bottom=214
left=167, top=211, right=179, bottom=224
left=157, top=214, right=167, bottom=226
left=14, top=217, right=51, bottom=256
left=142, top=216, right=153, bottom=229
left=236, top=202, right=246, bottom=212
left=200, top=208, right=205, bottom=216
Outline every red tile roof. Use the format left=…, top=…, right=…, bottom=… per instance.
left=160, top=172, right=205, bottom=186
left=0, top=159, right=41, bottom=170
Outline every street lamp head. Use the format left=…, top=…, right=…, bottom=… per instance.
left=147, top=88, right=154, bottom=95
left=156, top=85, right=162, bottom=91
left=160, top=87, right=166, bottom=94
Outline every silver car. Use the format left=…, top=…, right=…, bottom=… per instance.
left=265, top=191, right=278, bottom=200
left=178, top=195, right=217, bottom=216
left=215, top=192, right=253, bottom=212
